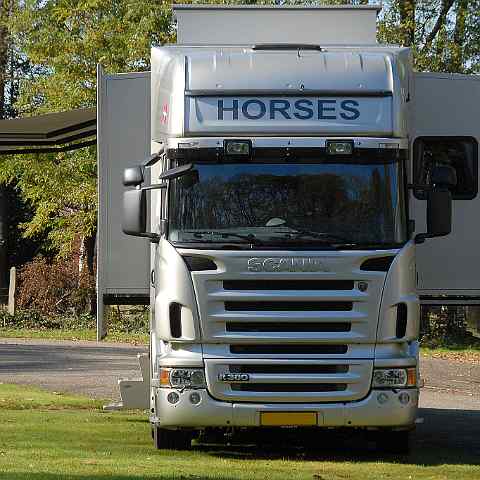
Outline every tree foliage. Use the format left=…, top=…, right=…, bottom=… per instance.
left=0, top=0, right=478, bottom=257
left=0, top=0, right=174, bottom=254
left=378, top=0, right=480, bottom=73
left=12, top=0, right=174, bottom=113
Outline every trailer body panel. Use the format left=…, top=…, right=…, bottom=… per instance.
left=410, top=73, right=480, bottom=297
left=97, top=69, right=150, bottom=337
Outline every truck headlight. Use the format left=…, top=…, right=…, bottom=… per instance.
left=372, top=368, right=417, bottom=388
left=159, top=367, right=206, bottom=389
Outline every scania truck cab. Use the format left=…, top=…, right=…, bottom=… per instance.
left=119, top=5, right=464, bottom=451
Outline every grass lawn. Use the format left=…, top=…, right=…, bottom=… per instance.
left=0, top=328, right=148, bottom=345
left=0, top=384, right=479, bottom=480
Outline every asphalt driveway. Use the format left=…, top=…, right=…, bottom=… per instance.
left=0, top=338, right=479, bottom=409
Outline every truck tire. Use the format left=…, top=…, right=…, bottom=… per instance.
left=153, top=427, right=192, bottom=450
left=376, top=430, right=411, bottom=454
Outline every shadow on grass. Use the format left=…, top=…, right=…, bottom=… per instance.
left=0, top=476, right=238, bottom=480
left=125, top=417, right=150, bottom=423
left=199, top=407, right=480, bottom=466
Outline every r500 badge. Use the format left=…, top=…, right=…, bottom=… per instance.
left=218, top=373, right=250, bottom=382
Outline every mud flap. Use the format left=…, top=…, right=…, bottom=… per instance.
left=104, top=353, right=150, bottom=410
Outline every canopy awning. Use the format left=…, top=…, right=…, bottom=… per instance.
left=0, top=108, right=96, bottom=154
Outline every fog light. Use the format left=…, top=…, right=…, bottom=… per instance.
left=167, top=392, right=180, bottom=404
left=399, top=392, right=410, bottom=405
left=189, top=392, right=201, bottom=405
left=377, top=392, right=389, bottom=405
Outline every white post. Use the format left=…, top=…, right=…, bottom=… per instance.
left=8, top=266, right=15, bottom=315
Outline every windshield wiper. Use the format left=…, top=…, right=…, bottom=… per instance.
left=185, top=230, right=265, bottom=246
left=330, top=242, right=404, bottom=250
left=273, top=229, right=354, bottom=244
left=264, top=238, right=339, bottom=249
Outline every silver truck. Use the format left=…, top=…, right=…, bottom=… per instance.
left=110, top=5, right=479, bottom=452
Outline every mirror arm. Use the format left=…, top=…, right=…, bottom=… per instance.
left=133, top=232, right=160, bottom=243
left=141, top=182, right=166, bottom=242
left=159, top=163, right=194, bottom=181
left=142, top=146, right=164, bottom=168
left=414, top=233, right=434, bottom=244
left=141, top=182, right=168, bottom=191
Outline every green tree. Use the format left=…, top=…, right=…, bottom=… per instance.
left=0, top=0, right=175, bottom=262
left=379, top=0, right=480, bottom=73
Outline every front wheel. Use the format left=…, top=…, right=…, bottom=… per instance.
left=153, top=426, right=192, bottom=450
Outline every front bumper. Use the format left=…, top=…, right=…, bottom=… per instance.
left=152, top=387, right=418, bottom=429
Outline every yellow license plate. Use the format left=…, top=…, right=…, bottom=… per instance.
left=260, top=412, right=317, bottom=426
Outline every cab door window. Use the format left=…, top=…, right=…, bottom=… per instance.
left=413, top=137, right=478, bottom=200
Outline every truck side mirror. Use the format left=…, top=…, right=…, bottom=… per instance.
left=426, top=188, right=452, bottom=237
left=123, top=166, right=144, bottom=187
left=415, top=165, right=457, bottom=243
left=122, top=163, right=193, bottom=241
left=123, top=189, right=146, bottom=235
left=122, top=189, right=159, bottom=242
left=430, top=165, right=457, bottom=189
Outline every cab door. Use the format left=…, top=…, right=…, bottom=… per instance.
left=410, top=73, right=480, bottom=297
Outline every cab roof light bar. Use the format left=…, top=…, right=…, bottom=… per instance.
left=326, top=140, right=354, bottom=155
left=224, top=140, right=252, bottom=156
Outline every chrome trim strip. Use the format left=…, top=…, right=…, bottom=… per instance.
left=167, top=136, right=408, bottom=149
left=185, top=90, right=393, bottom=97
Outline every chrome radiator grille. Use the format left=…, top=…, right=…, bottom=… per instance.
left=185, top=250, right=390, bottom=402
left=196, top=276, right=382, bottom=345
left=205, top=358, right=373, bottom=403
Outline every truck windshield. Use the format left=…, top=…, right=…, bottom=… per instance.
left=168, top=149, right=407, bottom=249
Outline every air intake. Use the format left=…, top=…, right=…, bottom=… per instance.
left=396, top=303, right=408, bottom=338
left=183, top=256, right=217, bottom=271
left=229, top=364, right=349, bottom=374
left=223, top=280, right=354, bottom=291
left=231, top=383, right=347, bottom=393
left=225, top=301, right=353, bottom=312
left=169, top=302, right=182, bottom=338
left=360, top=256, right=395, bottom=272
left=230, top=344, right=348, bottom=355
left=226, top=322, right=351, bottom=333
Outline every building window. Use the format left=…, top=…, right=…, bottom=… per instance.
left=413, top=137, right=478, bottom=200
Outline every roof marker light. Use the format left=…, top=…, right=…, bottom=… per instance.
left=326, top=140, right=354, bottom=155
left=224, top=140, right=251, bottom=156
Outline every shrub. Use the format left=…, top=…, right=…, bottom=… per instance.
left=0, top=309, right=94, bottom=330
left=420, top=305, right=480, bottom=348
left=16, top=255, right=94, bottom=316
left=0, top=307, right=148, bottom=335
left=106, top=306, right=149, bottom=334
